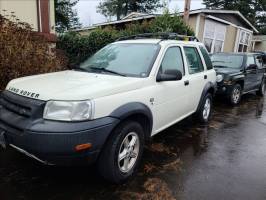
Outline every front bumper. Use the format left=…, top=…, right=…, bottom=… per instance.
left=1, top=117, right=119, bottom=165
left=216, top=83, right=233, bottom=96
left=0, top=92, right=119, bottom=165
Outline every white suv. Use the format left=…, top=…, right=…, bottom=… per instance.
left=0, top=34, right=216, bottom=183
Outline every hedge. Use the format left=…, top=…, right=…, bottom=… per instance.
left=0, top=14, right=66, bottom=90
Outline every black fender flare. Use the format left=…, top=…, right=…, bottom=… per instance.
left=232, top=75, right=245, bottom=82
left=196, top=82, right=216, bottom=113
left=110, top=102, right=153, bottom=136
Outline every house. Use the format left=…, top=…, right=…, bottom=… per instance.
left=252, top=35, right=266, bottom=52
left=75, top=9, right=262, bottom=53
left=0, top=0, right=56, bottom=43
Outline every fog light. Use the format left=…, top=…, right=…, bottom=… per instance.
left=222, top=87, right=226, bottom=91
left=75, top=143, right=92, bottom=152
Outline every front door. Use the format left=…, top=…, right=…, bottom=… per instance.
left=153, top=46, right=189, bottom=134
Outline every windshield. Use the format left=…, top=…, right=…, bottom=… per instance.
left=211, top=54, right=244, bottom=69
left=79, top=43, right=160, bottom=77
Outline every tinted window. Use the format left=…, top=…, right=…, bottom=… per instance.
left=160, top=47, right=184, bottom=75
left=79, top=43, right=160, bottom=77
left=261, top=54, right=266, bottom=64
left=246, top=56, right=255, bottom=66
left=255, top=55, right=263, bottom=69
left=211, top=54, right=244, bottom=69
left=199, top=46, right=213, bottom=70
left=184, top=47, right=204, bottom=74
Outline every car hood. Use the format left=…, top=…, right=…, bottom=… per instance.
left=6, top=70, right=144, bottom=101
left=215, top=67, right=241, bottom=75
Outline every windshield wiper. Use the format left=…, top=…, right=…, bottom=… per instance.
left=90, top=67, right=126, bottom=77
left=212, top=61, right=226, bottom=63
left=214, top=65, right=228, bottom=68
left=74, top=67, right=91, bottom=72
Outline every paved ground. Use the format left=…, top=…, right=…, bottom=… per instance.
left=1, top=94, right=266, bottom=200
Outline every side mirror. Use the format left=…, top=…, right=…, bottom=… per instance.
left=156, top=69, right=183, bottom=82
left=246, top=64, right=257, bottom=70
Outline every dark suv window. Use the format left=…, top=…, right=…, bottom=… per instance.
left=199, top=46, right=213, bottom=70
left=184, top=47, right=204, bottom=74
left=255, top=55, right=263, bottom=69
left=246, top=56, right=255, bottom=67
left=160, top=47, right=185, bottom=75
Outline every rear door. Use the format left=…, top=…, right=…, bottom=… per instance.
left=255, top=54, right=264, bottom=86
left=199, top=45, right=216, bottom=83
left=244, top=55, right=258, bottom=91
left=183, top=46, right=206, bottom=113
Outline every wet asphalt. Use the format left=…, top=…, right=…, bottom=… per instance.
left=0, top=93, right=266, bottom=200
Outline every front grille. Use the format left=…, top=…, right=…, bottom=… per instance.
left=0, top=96, right=32, bottom=117
left=0, top=91, right=45, bottom=119
left=0, top=91, right=46, bottom=134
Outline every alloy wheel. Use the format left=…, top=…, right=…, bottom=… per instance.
left=118, top=132, right=140, bottom=173
left=232, top=87, right=241, bottom=104
left=203, top=98, right=211, bottom=120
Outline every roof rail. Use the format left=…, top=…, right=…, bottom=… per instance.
left=116, top=32, right=199, bottom=42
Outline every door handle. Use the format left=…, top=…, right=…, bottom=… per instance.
left=204, top=75, right=207, bottom=79
left=184, top=80, right=189, bottom=86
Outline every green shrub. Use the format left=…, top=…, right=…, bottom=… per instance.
left=0, top=14, right=66, bottom=90
left=57, top=12, right=194, bottom=66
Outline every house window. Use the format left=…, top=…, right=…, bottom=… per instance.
left=237, top=30, right=251, bottom=52
left=203, top=20, right=227, bottom=53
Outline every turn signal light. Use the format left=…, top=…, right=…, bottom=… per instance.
left=75, top=143, right=92, bottom=152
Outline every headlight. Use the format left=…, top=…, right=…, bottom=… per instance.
left=43, top=100, right=94, bottom=121
left=216, top=74, right=224, bottom=83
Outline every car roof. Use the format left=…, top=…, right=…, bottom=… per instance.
left=212, top=52, right=261, bottom=56
left=115, top=39, right=203, bottom=46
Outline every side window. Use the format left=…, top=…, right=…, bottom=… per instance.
left=246, top=56, right=255, bottom=67
left=255, top=55, right=263, bottom=69
left=199, top=46, right=213, bottom=70
left=160, top=47, right=184, bottom=75
left=262, top=54, right=266, bottom=65
left=184, top=47, right=204, bottom=74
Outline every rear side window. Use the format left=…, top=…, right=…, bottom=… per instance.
left=184, top=47, right=204, bottom=74
left=246, top=56, right=255, bottom=66
left=160, top=47, right=185, bottom=75
left=255, top=55, right=263, bottom=69
left=199, top=46, right=213, bottom=70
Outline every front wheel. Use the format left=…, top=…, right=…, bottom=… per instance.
left=97, top=121, right=144, bottom=184
left=229, top=84, right=242, bottom=105
left=197, top=93, right=213, bottom=124
left=256, top=78, right=265, bottom=96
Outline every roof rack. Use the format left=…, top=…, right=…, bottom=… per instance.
left=116, top=32, right=199, bottom=42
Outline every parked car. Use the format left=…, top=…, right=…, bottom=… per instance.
left=211, top=53, right=266, bottom=105
left=0, top=33, right=216, bottom=183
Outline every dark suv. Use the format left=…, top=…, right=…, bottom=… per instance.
left=211, top=53, right=266, bottom=105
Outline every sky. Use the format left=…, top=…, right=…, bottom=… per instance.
left=75, top=0, right=205, bottom=27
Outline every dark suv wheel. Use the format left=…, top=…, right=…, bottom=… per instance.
left=256, top=78, right=265, bottom=96
left=97, top=120, right=144, bottom=184
left=229, top=84, right=242, bottom=105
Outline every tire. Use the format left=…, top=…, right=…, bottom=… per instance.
left=97, top=120, right=145, bottom=184
left=256, top=78, right=265, bottom=97
left=228, top=84, right=242, bottom=105
left=197, top=93, right=213, bottom=124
